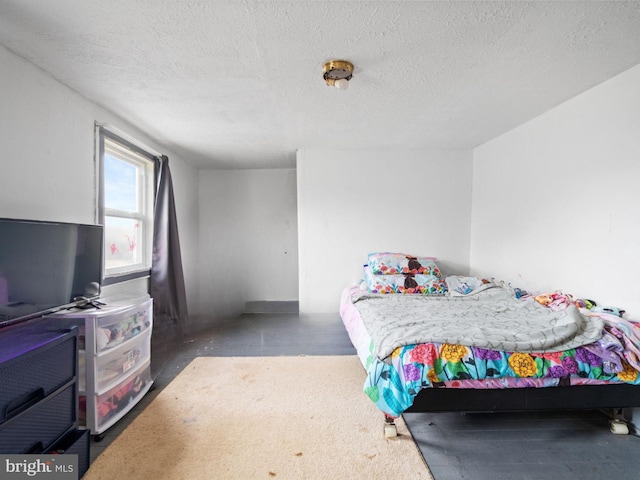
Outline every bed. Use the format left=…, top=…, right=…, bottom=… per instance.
left=340, top=253, right=640, bottom=437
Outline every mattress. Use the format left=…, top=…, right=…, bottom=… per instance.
left=340, top=284, right=640, bottom=418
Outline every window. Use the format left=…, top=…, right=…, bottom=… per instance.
left=97, top=127, right=155, bottom=282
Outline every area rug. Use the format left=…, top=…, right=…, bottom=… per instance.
left=84, top=355, right=432, bottom=479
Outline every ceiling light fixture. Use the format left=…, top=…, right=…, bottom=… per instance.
left=323, top=60, right=354, bottom=90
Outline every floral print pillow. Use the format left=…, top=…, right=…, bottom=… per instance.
left=363, top=265, right=448, bottom=295
left=367, top=252, right=442, bottom=277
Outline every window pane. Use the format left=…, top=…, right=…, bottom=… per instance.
left=104, top=153, right=138, bottom=212
left=100, top=129, right=154, bottom=278
left=104, top=216, right=143, bottom=270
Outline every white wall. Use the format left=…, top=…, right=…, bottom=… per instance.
left=297, top=149, right=473, bottom=313
left=471, top=63, right=640, bottom=320
left=0, top=47, right=95, bottom=223
left=195, top=168, right=298, bottom=326
left=0, top=44, right=200, bottom=317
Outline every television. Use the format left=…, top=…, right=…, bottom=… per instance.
left=0, top=218, right=104, bottom=328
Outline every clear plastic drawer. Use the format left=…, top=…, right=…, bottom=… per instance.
left=94, top=299, right=152, bottom=353
left=94, top=361, right=152, bottom=430
left=95, top=328, right=151, bottom=390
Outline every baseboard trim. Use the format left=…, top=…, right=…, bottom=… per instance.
left=244, top=301, right=299, bottom=314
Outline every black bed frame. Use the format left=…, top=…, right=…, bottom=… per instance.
left=405, top=383, right=640, bottom=414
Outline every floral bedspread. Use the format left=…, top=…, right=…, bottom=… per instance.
left=340, top=285, right=640, bottom=418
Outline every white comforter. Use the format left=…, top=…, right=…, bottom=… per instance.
left=350, top=285, right=604, bottom=362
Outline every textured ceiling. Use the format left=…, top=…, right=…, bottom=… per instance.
left=1, top=1, right=640, bottom=169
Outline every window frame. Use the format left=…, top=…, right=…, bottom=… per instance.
left=96, top=126, right=156, bottom=285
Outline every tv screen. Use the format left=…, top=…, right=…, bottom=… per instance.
left=0, top=218, right=104, bottom=328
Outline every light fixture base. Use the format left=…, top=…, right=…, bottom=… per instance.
left=323, top=60, right=354, bottom=87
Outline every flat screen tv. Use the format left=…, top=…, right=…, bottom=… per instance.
left=0, top=218, right=104, bottom=328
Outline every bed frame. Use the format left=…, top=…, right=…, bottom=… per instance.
left=406, top=383, right=640, bottom=414
left=380, top=383, right=640, bottom=437
left=373, top=373, right=640, bottom=438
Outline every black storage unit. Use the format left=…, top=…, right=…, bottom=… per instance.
left=0, top=327, right=77, bottom=424
left=49, top=429, right=91, bottom=478
left=0, top=383, right=76, bottom=453
left=0, top=320, right=90, bottom=476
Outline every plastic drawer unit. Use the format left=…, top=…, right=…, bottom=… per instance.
left=46, top=296, right=153, bottom=438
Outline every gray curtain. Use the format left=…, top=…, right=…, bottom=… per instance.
left=150, top=155, right=187, bottom=370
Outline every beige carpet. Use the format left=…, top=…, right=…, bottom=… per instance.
left=84, top=355, right=432, bottom=480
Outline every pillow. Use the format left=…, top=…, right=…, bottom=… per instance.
left=363, top=265, right=448, bottom=295
left=367, top=252, right=442, bottom=277
left=445, top=275, right=493, bottom=296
